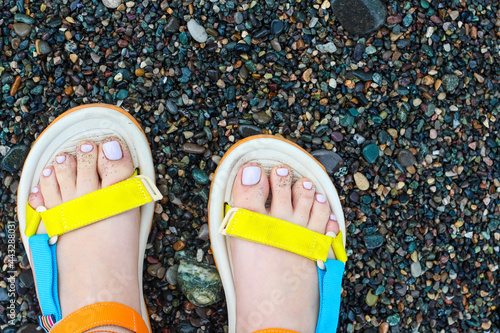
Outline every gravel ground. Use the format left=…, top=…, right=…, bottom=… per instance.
left=0, top=0, right=499, bottom=332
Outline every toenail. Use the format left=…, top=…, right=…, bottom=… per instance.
left=31, top=187, right=39, bottom=193
left=330, top=214, right=337, bottom=221
left=103, top=141, right=123, bottom=161
left=316, top=194, right=326, bottom=203
left=81, top=144, right=93, bottom=153
left=242, top=166, right=261, bottom=186
left=303, top=181, right=313, bottom=190
left=56, top=155, right=66, bottom=164
left=276, top=168, right=289, bottom=177
left=43, top=168, right=52, bottom=177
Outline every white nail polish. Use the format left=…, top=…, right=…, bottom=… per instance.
left=276, top=168, right=289, bottom=176
left=56, top=155, right=66, bottom=164
left=330, top=214, right=337, bottom=221
left=42, top=168, right=52, bottom=177
left=103, top=141, right=123, bottom=161
left=316, top=194, right=326, bottom=203
left=242, top=166, right=261, bottom=186
left=303, top=181, right=313, bottom=190
left=81, top=144, right=93, bottom=153
left=31, top=187, right=39, bottom=193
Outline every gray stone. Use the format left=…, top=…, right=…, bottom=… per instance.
left=38, top=40, right=52, bottom=54
left=166, top=264, right=179, bottom=285
left=187, top=19, right=208, bottom=43
left=411, top=261, right=422, bottom=277
left=442, top=74, right=459, bottom=92
left=316, top=42, right=337, bottom=53
left=197, top=223, right=209, bottom=241
left=19, top=269, right=34, bottom=288
left=0, top=286, right=8, bottom=302
left=397, top=149, right=416, bottom=167
left=311, top=150, right=344, bottom=174
left=252, top=111, right=271, bottom=125
left=165, top=16, right=180, bottom=33
left=332, top=0, right=387, bottom=36
left=2, top=145, right=29, bottom=172
left=102, top=0, right=121, bottom=9
left=14, top=23, right=31, bottom=37
left=178, top=260, right=223, bottom=306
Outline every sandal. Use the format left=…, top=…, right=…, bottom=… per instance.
left=208, top=135, right=348, bottom=333
left=17, top=104, right=162, bottom=332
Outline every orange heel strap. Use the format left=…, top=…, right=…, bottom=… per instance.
left=253, top=328, right=299, bottom=333
left=51, top=302, right=149, bottom=333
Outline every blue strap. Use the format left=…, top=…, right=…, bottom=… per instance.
left=29, top=235, right=62, bottom=326
left=316, top=259, right=345, bottom=333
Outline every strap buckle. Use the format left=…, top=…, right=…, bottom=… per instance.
left=135, top=175, right=163, bottom=201
left=219, top=207, right=240, bottom=235
left=36, top=206, right=58, bottom=245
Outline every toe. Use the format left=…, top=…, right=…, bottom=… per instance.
left=39, top=166, right=62, bottom=209
left=28, top=186, right=45, bottom=209
left=325, top=214, right=340, bottom=235
left=307, top=193, right=331, bottom=233
left=98, top=138, right=134, bottom=188
left=76, top=141, right=99, bottom=196
left=232, top=163, right=268, bottom=214
left=292, top=178, right=315, bottom=225
left=53, top=153, right=77, bottom=201
left=269, top=165, right=293, bottom=221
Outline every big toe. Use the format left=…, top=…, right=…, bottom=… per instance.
left=98, top=138, right=135, bottom=188
left=232, top=163, right=269, bottom=214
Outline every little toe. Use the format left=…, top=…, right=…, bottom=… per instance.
left=269, top=165, right=293, bottom=220
left=53, top=153, right=77, bottom=201
left=307, top=193, right=331, bottom=233
left=97, top=138, right=135, bottom=188
left=28, top=186, right=45, bottom=209
left=292, top=178, right=315, bottom=225
left=76, top=141, right=99, bottom=196
left=39, top=166, right=62, bottom=209
left=232, top=163, right=269, bottom=214
left=326, top=214, right=340, bottom=260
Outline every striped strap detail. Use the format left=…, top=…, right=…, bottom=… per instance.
left=39, top=314, right=57, bottom=332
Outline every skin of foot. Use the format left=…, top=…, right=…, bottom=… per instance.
left=231, top=163, right=340, bottom=333
left=28, top=138, right=141, bottom=333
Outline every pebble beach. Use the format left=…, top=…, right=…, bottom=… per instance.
left=0, top=0, right=499, bottom=332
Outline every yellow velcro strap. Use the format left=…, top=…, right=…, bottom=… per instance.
left=25, top=175, right=162, bottom=238
left=220, top=207, right=347, bottom=263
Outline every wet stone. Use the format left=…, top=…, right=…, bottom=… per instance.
left=178, top=259, right=223, bottom=307
left=387, top=314, right=401, bottom=326
left=270, top=19, right=284, bottom=34
left=14, top=23, right=32, bottom=38
left=166, top=264, right=179, bottom=285
left=364, top=234, right=384, bottom=250
left=165, top=16, right=179, bottom=33
left=442, top=74, right=459, bottom=92
left=332, top=0, right=387, bottom=36
left=2, top=145, right=29, bottom=172
left=311, top=150, right=344, bottom=174
left=19, top=269, right=34, bottom=289
left=37, top=40, right=52, bottom=54
left=252, top=111, right=271, bottom=125
left=362, top=144, right=379, bottom=163
left=366, top=289, right=379, bottom=306
left=238, top=124, right=262, bottom=138
left=0, top=287, right=8, bottom=301
left=192, top=168, right=209, bottom=185
left=14, top=13, right=34, bottom=24
left=182, top=143, right=205, bottom=154
left=316, top=42, right=337, bottom=54
left=397, top=150, right=416, bottom=167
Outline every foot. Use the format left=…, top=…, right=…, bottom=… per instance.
left=231, top=163, right=340, bottom=333
left=28, top=138, right=142, bottom=319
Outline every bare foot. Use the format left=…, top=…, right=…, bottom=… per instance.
left=28, top=138, right=142, bottom=326
left=230, top=163, right=339, bottom=333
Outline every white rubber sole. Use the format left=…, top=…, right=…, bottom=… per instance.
left=208, top=135, right=346, bottom=333
left=17, top=104, right=155, bottom=331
